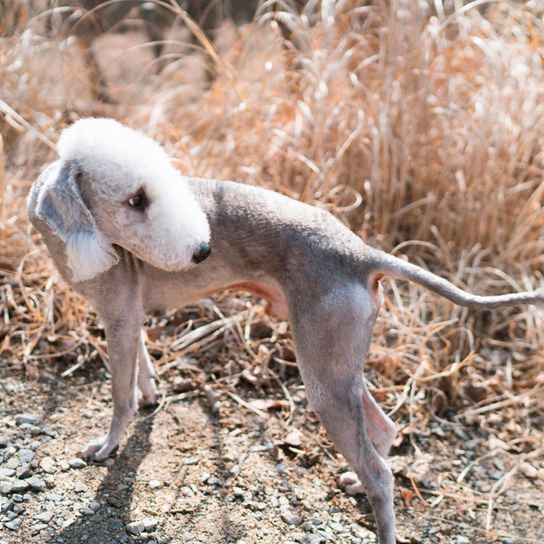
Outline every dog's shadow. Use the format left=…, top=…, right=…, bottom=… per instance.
left=47, top=416, right=154, bottom=544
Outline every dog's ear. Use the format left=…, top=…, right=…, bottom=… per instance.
left=35, top=161, right=119, bottom=282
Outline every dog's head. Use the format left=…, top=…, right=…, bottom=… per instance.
left=29, top=118, right=211, bottom=282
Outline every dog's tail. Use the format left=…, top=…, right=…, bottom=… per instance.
left=367, top=250, right=544, bottom=310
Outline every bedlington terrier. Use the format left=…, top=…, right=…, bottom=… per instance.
left=27, top=118, right=544, bottom=544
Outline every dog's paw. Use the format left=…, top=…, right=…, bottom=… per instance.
left=138, top=377, right=159, bottom=408
left=82, top=435, right=119, bottom=462
left=137, top=384, right=159, bottom=408
left=338, top=471, right=366, bottom=495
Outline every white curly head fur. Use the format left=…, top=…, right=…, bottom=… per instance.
left=36, top=118, right=210, bottom=282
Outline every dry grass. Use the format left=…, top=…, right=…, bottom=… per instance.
left=1, top=0, right=543, bottom=481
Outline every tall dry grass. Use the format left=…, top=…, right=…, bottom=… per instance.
left=1, top=1, right=543, bottom=448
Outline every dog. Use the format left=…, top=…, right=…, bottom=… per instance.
left=27, top=118, right=544, bottom=544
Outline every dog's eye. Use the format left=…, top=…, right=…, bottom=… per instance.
left=127, top=192, right=147, bottom=210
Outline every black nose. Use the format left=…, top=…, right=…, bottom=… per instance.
left=192, top=242, right=211, bottom=264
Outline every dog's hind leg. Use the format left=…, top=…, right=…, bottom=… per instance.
left=362, top=382, right=397, bottom=458
left=289, top=283, right=396, bottom=544
left=137, top=331, right=159, bottom=407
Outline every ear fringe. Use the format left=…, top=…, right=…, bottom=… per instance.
left=66, top=230, right=119, bottom=282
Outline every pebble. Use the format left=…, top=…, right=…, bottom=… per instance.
left=148, top=479, right=161, bottom=489
left=18, top=449, right=35, bottom=464
left=0, top=482, right=13, bottom=495
left=4, top=446, right=16, bottom=460
left=5, top=458, right=20, bottom=470
left=15, top=414, right=38, bottom=426
left=126, top=517, right=158, bottom=535
left=0, top=437, right=9, bottom=448
left=106, top=495, right=122, bottom=508
left=74, top=481, right=87, bottom=493
left=68, top=458, right=87, bottom=469
left=281, top=511, right=302, bottom=527
left=5, top=517, right=22, bottom=531
left=16, top=465, right=32, bottom=479
left=27, top=477, right=46, bottom=492
left=40, top=457, right=57, bottom=474
left=519, top=462, right=538, bottom=479
left=35, top=511, right=54, bottom=523
left=45, top=492, right=63, bottom=502
left=182, top=458, right=198, bottom=466
left=11, top=480, right=30, bottom=493
left=0, top=468, right=15, bottom=478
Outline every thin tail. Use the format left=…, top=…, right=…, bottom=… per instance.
left=369, top=250, right=544, bottom=310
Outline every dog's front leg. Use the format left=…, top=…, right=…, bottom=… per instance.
left=83, top=311, right=143, bottom=461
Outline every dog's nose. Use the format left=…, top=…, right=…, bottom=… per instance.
left=192, top=242, right=211, bottom=264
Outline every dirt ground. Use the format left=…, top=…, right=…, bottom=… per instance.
left=0, top=342, right=542, bottom=544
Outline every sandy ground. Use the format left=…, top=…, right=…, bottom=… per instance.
left=1, top=349, right=543, bottom=544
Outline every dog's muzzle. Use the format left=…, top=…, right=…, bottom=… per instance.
left=192, top=242, right=211, bottom=264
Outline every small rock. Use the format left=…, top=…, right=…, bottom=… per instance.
left=172, top=377, right=195, bottom=393
left=106, top=495, right=122, bottom=508
left=142, top=518, right=158, bottom=532
left=4, top=446, right=17, bottom=460
left=0, top=437, right=9, bottom=448
left=1, top=499, right=14, bottom=512
left=15, top=414, right=38, bottom=426
left=0, top=482, right=13, bottom=495
left=45, top=492, right=63, bottom=502
left=89, top=500, right=100, bottom=511
left=68, top=458, right=87, bottom=469
left=81, top=507, right=95, bottom=516
left=126, top=517, right=158, bottom=535
left=27, top=477, right=46, bottom=492
left=0, top=468, right=15, bottom=478
left=21, top=424, right=43, bottom=436
left=5, top=517, right=22, bottom=531
left=43, top=476, right=56, bottom=489
left=330, top=521, right=345, bottom=532
left=281, top=511, right=302, bottom=527
left=73, top=481, right=87, bottom=493
left=40, top=458, right=56, bottom=474
left=456, top=537, right=470, bottom=544
left=18, top=449, right=35, bottom=464
left=16, top=465, right=32, bottom=479
left=11, top=480, right=30, bottom=493
left=6, top=509, right=19, bottom=520
left=35, top=511, right=54, bottom=523
left=182, top=458, right=198, bottom=466
left=5, top=458, right=20, bottom=470
left=520, top=462, right=538, bottom=479
left=148, top=479, right=161, bottom=489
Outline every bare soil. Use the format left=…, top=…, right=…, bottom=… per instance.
left=0, top=342, right=542, bottom=544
